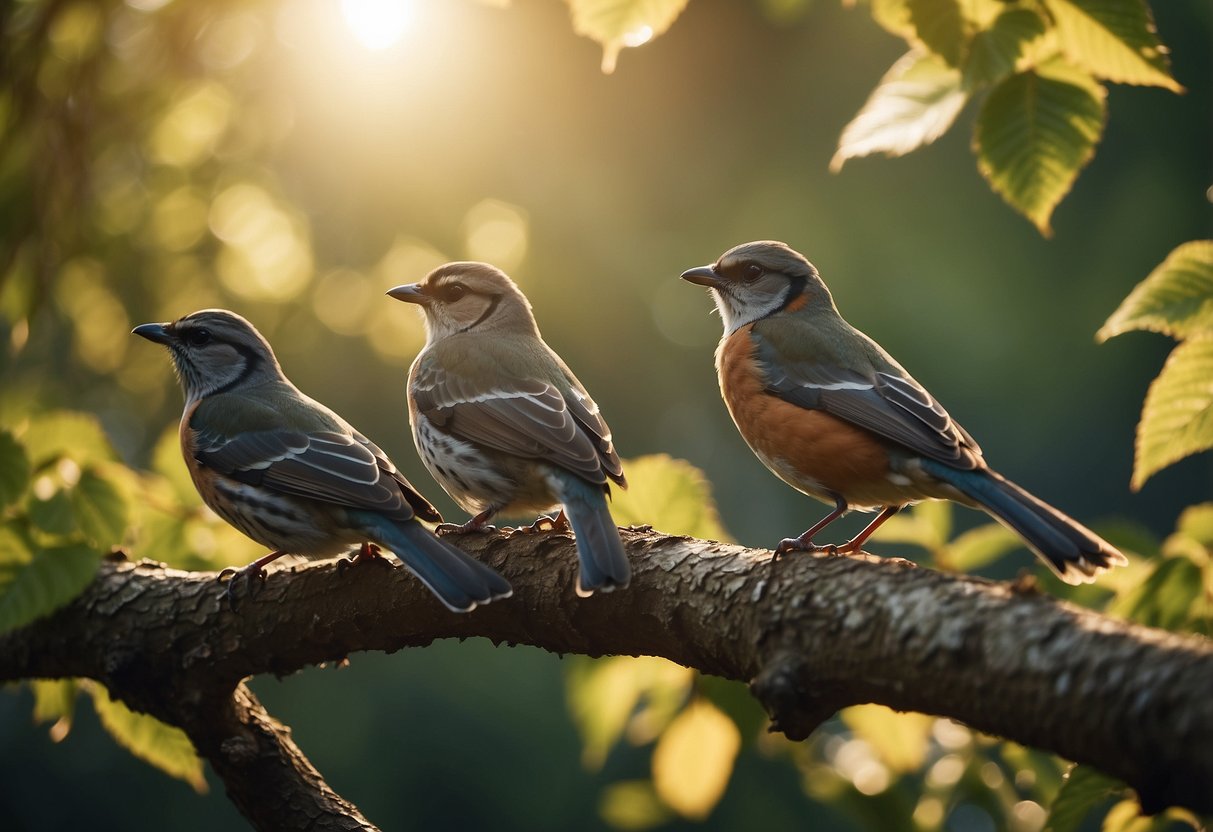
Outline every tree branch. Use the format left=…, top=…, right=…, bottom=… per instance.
left=2, top=528, right=1211, bottom=827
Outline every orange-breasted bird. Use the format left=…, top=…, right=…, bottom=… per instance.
left=681, top=241, right=1127, bottom=584
left=387, top=262, right=631, bottom=596
left=133, top=309, right=512, bottom=611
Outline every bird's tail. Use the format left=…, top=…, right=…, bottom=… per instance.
left=356, top=512, right=513, bottom=612
left=920, top=461, right=1127, bottom=584
left=550, top=473, right=631, bottom=597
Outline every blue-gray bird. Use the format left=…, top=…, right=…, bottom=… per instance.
left=133, top=308, right=512, bottom=611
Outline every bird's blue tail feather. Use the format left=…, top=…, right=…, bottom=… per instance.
left=919, top=461, right=1125, bottom=584
left=552, top=474, right=631, bottom=597
left=354, top=512, right=512, bottom=612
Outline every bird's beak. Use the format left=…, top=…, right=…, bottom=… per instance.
left=386, top=284, right=431, bottom=305
left=680, top=265, right=725, bottom=290
left=132, top=322, right=173, bottom=344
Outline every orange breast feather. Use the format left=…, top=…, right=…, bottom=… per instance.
left=716, top=327, right=892, bottom=506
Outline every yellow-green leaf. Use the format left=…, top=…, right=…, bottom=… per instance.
left=71, top=468, right=130, bottom=549
left=152, top=424, right=200, bottom=505
left=599, top=780, right=673, bottom=830
left=566, top=0, right=689, bottom=74
left=567, top=656, right=693, bottom=769
left=651, top=699, right=740, bottom=819
left=963, top=8, right=1047, bottom=87
left=974, top=61, right=1105, bottom=236
left=1133, top=335, right=1213, bottom=490
left=90, top=683, right=207, bottom=793
left=907, top=0, right=967, bottom=66
left=941, top=522, right=1021, bottom=572
left=611, top=455, right=731, bottom=541
left=0, top=430, right=30, bottom=509
left=841, top=704, right=934, bottom=772
left=31, top=678, right=78, bottom=741
left=1044, top=0, right=1182, bottom=92
left=831, top=50, right=967, bottom=172
left=1175, top=503, right=1213, bottom=548
left=20, top=410, right=117, bottom=468
left=869, top=0, right=915, bottom=40
left=871, top=500, right=952, bottom=550
left=1045, top=764, right=1128, bottom=832
left=1108, top=555, right=1203, bottom=632
left=0, top=540, right=101, bottom=634
left=1098, top=241, right=1213, bottom=342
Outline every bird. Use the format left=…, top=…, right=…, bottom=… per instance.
left=386, top=262, right=631, bottom=597
left=680, top=240, right=1127, bottom=584
left=132, top=308, right=513, bottom=612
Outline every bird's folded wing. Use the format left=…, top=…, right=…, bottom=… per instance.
left=757, top=342, right=982, bottom=469
left=193, top=427, right=427, bottom=519
left=413, top=364, right=614, bottom=484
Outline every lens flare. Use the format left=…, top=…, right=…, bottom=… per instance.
left=339, top=0, right=411, bottom=50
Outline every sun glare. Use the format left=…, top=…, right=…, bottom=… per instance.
left=340, top=0, right=412, bottom=50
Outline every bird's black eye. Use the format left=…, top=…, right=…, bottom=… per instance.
left=185, top=328, right=212, bottom=347
left=441, top=283, right=466, bottom=302
left=743, top=264, right=763, bottom=282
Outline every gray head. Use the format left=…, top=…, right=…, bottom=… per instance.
left=680, top=240, right=833, bottom=334
left=132, top=309, right=285, bottom=404
left=387, top=261, right=540, bottom=342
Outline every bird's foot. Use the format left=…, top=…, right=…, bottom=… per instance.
left=338, top=542, right=393, bottom=575
left=773, top=537, right=841, bottom=557
left=217, top=563, right=268, bottom=611
left=514, top=511, right=569, bottom=535
left=437, top=518, right=497, bottom=535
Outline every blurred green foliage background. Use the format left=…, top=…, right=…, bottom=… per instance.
left=0, top=0, right=1209, bottom=829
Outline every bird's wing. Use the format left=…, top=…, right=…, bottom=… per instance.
left=754, top=332, right=982, bottom=469
left=191, top=413, right=439, bottom=523
left=412, top=360, right=616, bottom=485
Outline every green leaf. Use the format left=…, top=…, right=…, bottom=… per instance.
left=90, top=683, right=207, bottom=793
left=941, top=522, right=1022, bottom=572
left=152, top=424, right=200, bottom=505
left=70, top=467, right=130, bottom=549
left=963, top=8, right=1048, bottom=87
left=0, top=430, right=31, bottom=509
left=31, top=678, right=78, bottom=741
left=1108, top=555, right=1203, bottom=631
left=20, top=410, right=117, bottom=468
left=611, top=455, right=731, bottom=541
left=841, top=704, right=934, bottom=772
left=871, top=500, right=952, bottom=551
left=907, top=0, right=967, bottom=66
left=974, top=61, right=1106, bottom=236
left=869, top=0, right=915, bottom=40
left=565, top=0, right=689, bottom=74
left=1175, top=503, right=1213, bottom=548
left=566, top=656, right=693, bottom=769
left=1045, top=764, right=1127, bottom=832
left=1098, top=241, right=1213, bottom=342
left=1133, top=335, right=1213, bottom=490
left=28, top=488, right=76, bottom=538
left=599, top=780, right=673, bottom=830
left=831, top=51, right=968, bottom=172
left=1044, top=0, right=1182, bottom=92
left=651, top=699, right=740, bottom=820
left=0, top=540, right=101, bottom=634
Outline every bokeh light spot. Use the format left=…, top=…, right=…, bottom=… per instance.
left=313, top=268, right=375, bottom=336
left=463, top=199, right=529, bottom=274
left=210, top=183, right=313, bottom=301
left=149, top=82, right=233, bottom=168
left=151, top=186, right=208, bottom=252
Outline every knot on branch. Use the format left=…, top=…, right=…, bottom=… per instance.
left=750, top=649, right=848, bottom=740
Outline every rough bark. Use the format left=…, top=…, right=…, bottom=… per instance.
left=1, top=527, right=1210, bottom=829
